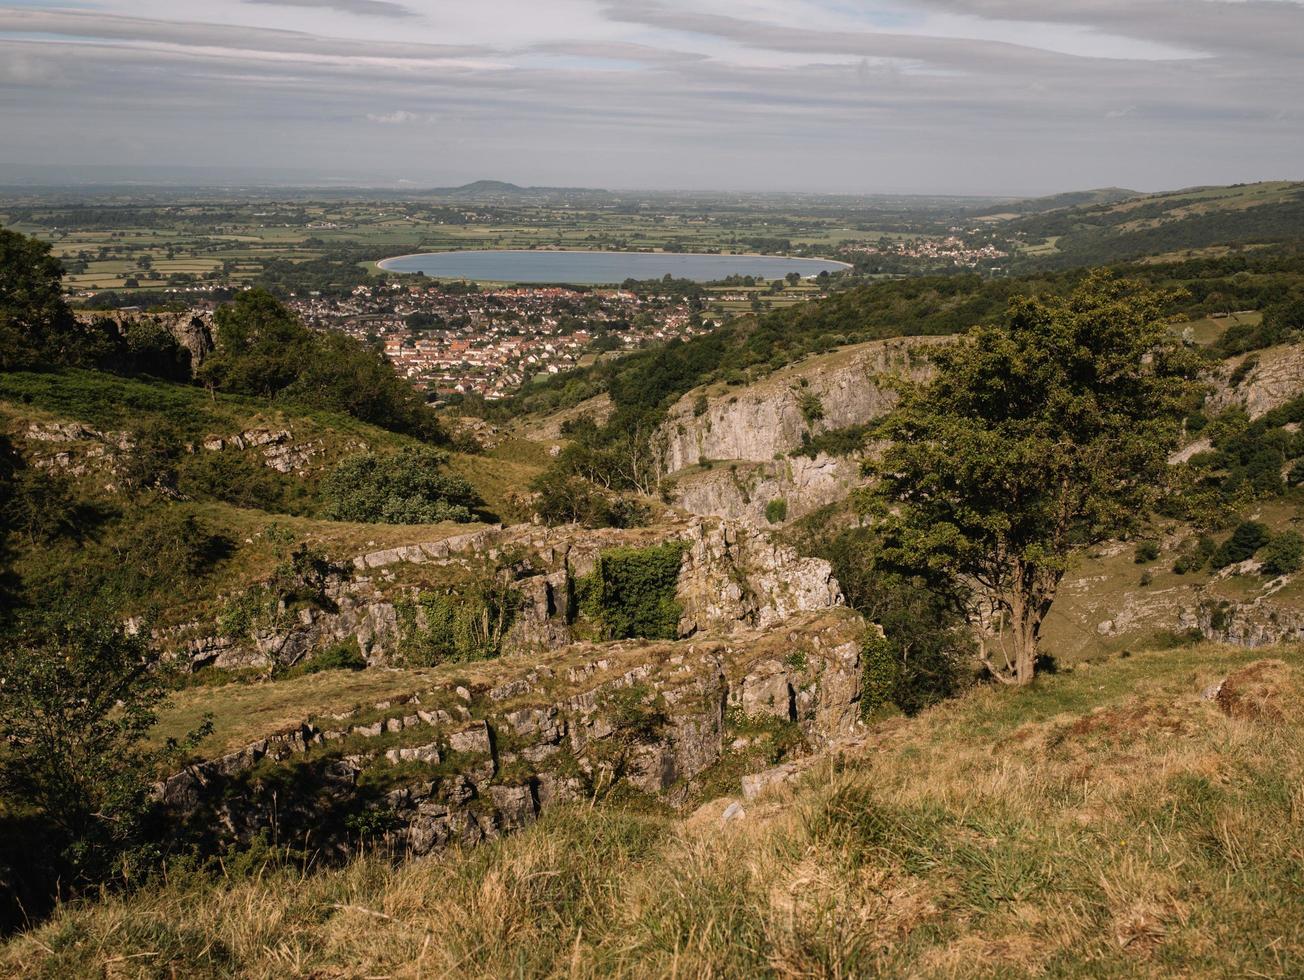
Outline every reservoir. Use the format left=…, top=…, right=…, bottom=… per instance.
left=376, top=249, right=850, bottom=285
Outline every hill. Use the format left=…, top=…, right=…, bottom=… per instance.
left=973, top=186, right=1140, bottom=217
left=422, top=180, right=613, bottom=203
left=1002, top=181, right=1304, bottom=268
left=5, top=637, right=1301, bottom=976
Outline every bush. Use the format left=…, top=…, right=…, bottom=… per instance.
left=578, top=542, right=687, bottom=641
left=1260, top=531, right=1304, bottom=577
left=793, top=423, right=870, bottom=459
left=0, top=611, right=211, bottom=910
left=806, top=524, right=971, bottom=715
left=120, top=509, right=232, bottom=599
left=797, top=390, right=825, bottom=426
left=320, top=448, right=478, bottom=524
left=765, top=498, right=788, bottom=524
left=1134, top=540, right=1160, bottom=564
left=1172, top=537, right=1213, bottom=575
left=294, top=639, right=367, bottom=675
left=860, top=634, right=901, bottom=719
left=1210, top=520, right=1271, bottom=568
left=2, top=465, right=83, bottom=545
left=401, top=565, right=519, bottom=666
left=178, top=448, right=313, bottom=516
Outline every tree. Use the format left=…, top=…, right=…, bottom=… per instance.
left=0, top=226, right=81, bottom=370
left=197, top=289, right=308, bottom=398
left=320, top=448, right=479, bottom=524
left=872, top=272, right=1198, bottom=685
left=198, top=290, right=447, bottom=442
left=0, top=613, right=210, bottom=891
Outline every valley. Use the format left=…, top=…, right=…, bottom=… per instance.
left=2, top=178, right=1304, bottom=976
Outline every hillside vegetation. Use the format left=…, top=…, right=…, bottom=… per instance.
left=1004, top=181, right=1304, bottom=268
left=4, top=640, right=1300, bottom=978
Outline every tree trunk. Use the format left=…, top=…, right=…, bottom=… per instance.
left=1009, top=588, right=1040, bottom=686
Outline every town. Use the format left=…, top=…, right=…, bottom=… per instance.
left=288, top=280, right=711, bottom=400
left=839, top=234, right=1008, bottom=267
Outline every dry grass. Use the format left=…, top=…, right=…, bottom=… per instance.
left=6, top=641, right=1304, bottom=978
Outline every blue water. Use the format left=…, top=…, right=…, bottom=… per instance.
left=376, top=249, right=850, bottom=285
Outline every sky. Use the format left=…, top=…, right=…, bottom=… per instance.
left=0, top=0, right=1301, bottom=195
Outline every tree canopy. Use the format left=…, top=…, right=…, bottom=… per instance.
left=197, top=289, right=447, bottom=442
left=872, top=272, right=1199, bottom=685
left=320, top=448, right=480, bottom=525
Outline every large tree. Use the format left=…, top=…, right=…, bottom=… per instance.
left=0, top=226, right=79, bottom=370
left=872, top=272, right=1199, bottom=685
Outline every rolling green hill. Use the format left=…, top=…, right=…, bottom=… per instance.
left=1004, top=181, right=1304, bottom=268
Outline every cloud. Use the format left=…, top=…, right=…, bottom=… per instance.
left=0, top=0, right=1298, bottom=194
left=244, top=0, right=417, bottom=19
left=366, top=109, right=433, bottom=123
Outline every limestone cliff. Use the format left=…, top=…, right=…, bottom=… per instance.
left=668, top=453, right=862, bottom=525
left=656, top=337, right=939, bottom=476
left=1205, top=341, right=1304, bottom=419
left=178, top=514, right=843, bottom=672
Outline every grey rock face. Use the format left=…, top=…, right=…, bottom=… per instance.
left=657, top=337, right=939, bottom=475
left=156, top=609, right=867, bottom=865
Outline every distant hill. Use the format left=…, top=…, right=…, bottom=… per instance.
left=422, top=180, right=613, bottom=202
left=973, top=187, right=1140, bottom=217
left=1002, top=180, right=1304, bottom=267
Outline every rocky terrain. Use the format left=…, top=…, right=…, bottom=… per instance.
left=655, top=337, right=938, bottom=523
left=156, top=606, right=866, bottom=859
left=1205, top=339, right=1304, bottom=419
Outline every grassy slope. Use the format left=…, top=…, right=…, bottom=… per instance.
left=5, top=641, right=1302, bottom=977
left=0, top=369, right=547, bottom=623
left=1006, top=181, right=1304, bottom=268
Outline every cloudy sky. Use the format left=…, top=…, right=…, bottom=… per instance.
left=0, top=0, right=1300, bottom=194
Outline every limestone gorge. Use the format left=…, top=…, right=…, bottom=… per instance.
left=5, top=170, right=1304, bottom=974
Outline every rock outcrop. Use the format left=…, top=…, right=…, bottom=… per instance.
left=1205, top=341, right=1304, bottom=419
left=157, top=608, right=867, bottom=858
left=180, top=515, right=844, bottom=671
left=76, top=310, right=214, bottom=368
left=657, top=337, right=938, bottom=476
left=667, top=453, right=861, bottom=525
left=1179, top=594, right=1304, bottom=648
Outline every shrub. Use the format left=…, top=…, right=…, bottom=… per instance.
left=1134, top=540, right=1160, bottom=564
left=320, top=448, right=478, bottom=524
left=401, top=560, right=520, bottom=666
left=578, top=542, right=687, bottom=641
left=805, top=524, right=970, bottom=715
left=797, top=390, right=825, bottom=426
left=118, top=419, right=185, bottom=496
left=1174, top=534, right=1217, bottom=575
left=178, top=448, right=313, bottom=516
left=1229, top=354, right=1259, bottom=388
left=0, top=611, right=211, bottom=908
left=765, top=498, right=788, bottom=524
left=1210, top=520, right=1271, bottom=568
left=121, top=509, right=231, bottom=599
left=1260, top=531, right=1304, bottom=577
left=2, top=465, right=83, bottom=544
left=297, top=639, right=367, bottom=674
left=793, top=423, right=870, bottom=459
left=860, top=634, right=901, bottom=719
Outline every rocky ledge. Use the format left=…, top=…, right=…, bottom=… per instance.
left=156, top=607, right=869, bottom=860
